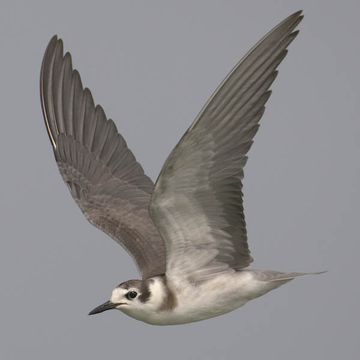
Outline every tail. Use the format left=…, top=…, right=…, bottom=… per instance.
left=251, top=270, right=327, bottom=282
left=238, top=270, right=326, bottom=300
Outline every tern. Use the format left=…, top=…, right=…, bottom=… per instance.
left=40, top=11, right=322, bottom=325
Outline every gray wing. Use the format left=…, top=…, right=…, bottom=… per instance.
left=40, top=36, right=166, bottom=279
left=150, top=12, right=303, bottom=282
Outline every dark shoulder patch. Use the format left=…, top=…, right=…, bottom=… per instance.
left=159, top=275, right=177, bottom=311
left=138, top=279, right=152, bottom=303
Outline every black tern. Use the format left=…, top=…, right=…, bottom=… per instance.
left=40, top=11, right=323, bottom=325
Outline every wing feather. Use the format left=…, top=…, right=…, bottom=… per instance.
left=150, top=12, right=303, bottom=282
left=40, top=36, right=166, bottom=279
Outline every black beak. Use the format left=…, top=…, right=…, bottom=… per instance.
left=88, top=300, right=118, bottom=315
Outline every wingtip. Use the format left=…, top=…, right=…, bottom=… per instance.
left=280, top=11, right=303, bottom=39
left=293, top=10, right=304, bottom=24
left=291, top=10, right=303, bottom=18
left=40, top=34, right=65, bottom=150
left=46, top=34, right=60, bottom=50
left=282, top=10, right=304, bottom=28
left=42, top=35, right=63, bottom=68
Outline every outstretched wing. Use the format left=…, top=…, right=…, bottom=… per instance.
left=40, top=36, right=166, bottom=279
left=150, top=12, right=303, bottom=282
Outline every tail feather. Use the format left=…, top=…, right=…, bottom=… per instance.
left=250, top=270, right=326, bottom=282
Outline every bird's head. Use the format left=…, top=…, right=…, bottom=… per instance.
left=88, top=277, right=167, bottom=320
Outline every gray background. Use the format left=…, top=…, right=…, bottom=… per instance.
left=0, top=0, right=358, bottom=359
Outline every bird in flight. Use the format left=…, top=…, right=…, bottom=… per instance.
left=40, top=11, right=321, bottom=325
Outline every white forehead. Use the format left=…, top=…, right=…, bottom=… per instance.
left=110, top=287, right=125, bottom=302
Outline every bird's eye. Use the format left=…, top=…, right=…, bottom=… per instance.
left=126, top=291, right=137, bottom=300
